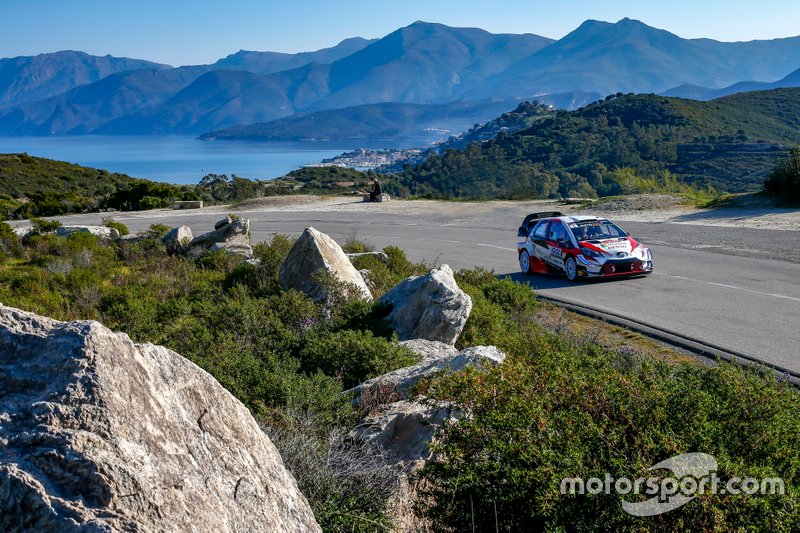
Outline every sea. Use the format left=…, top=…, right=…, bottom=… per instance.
left=0, top=135, right=430, bottom=184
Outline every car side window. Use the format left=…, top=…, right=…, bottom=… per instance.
left=533, top=221, right=549, bottom=240
left=548, top=222, right=567, bottom=243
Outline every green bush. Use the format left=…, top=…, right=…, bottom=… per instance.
left=146, top=224, right=171, bottom=238
left=418, top=348, right=800, bottom=531
left=299, top=329, right=416, bottom=390
left=765, top=145, right=800, bottom=203
left=28, top=216, right=62, bottom=235
left=101, top=216, right=129, bottom=236
left=0, top=222, right=22, bottom=259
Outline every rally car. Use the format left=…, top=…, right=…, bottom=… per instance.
left=516, top=212, right=653, bottom=281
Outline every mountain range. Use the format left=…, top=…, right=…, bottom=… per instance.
left=0, top=19, right=799, bottom=137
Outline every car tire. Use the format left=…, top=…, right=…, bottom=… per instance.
left=519, top=250, right=532, bottom=274
left=564, top=256, right=579, bottom=282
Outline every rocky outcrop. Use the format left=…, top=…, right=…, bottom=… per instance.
left=352, top=345, right=505, bottom=401
left=399, top=339, right=459, bottom=363
left=349, top=400, right=455, bottom=468
left=162, top=225, right=194, bottom=255
left=56, top=225, right=120, bottom=240
left=279, top=227, right=372, bottom=302
left=0, top=305, right=320, bottom=533
left=379, top=265, right=472, bottom=345
left=188, top=217, right=253, bottom=258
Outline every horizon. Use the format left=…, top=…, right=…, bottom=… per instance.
left=2, top=0, right=800, bottom=66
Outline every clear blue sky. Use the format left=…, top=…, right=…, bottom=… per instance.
left=2, top=0, right=799, bottom=66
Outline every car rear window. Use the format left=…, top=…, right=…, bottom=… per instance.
left=533, top=221, right=549, bottom=239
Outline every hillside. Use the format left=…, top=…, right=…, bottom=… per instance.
left=392, top=88, right=800, bottom=199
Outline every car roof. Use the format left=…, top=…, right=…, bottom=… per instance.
left=540, top=215, right=605, bottom=223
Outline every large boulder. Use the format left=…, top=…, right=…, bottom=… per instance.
left=56, top=225, right=120, bottom=240
left=188, top=217, right=253, bottom=258
left=351, top=345, right=505, bottom=401
left=279, top=227, right=372, bottom=302
left=379, top=265, right=472, bottom=345
left=0, top=305, right=320, bottom=533
left=162, top=225, right=194, bottom=255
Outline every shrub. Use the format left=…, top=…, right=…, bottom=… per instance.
left=765, top=146, right=800, bottom=203
left=267, top=409, right=399, bottom=533
left=0, top=222, right=22, bottom=259
left=299, top=329, right=416, bottom=389
left=28, top=216, right=61, bottom=235
left=417, top=338, right=800, bottom=531
left=342, top=233, right=374, bottom=253
left=101, top=216, right=129, bottom=236
left=146, top=224, right=171, bottom=239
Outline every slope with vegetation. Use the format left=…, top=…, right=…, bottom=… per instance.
left=390, top=88, right=800, bottom=199
left=0, top=153, right=273, bottom=219
left=0, top=225, right=799, bottom=530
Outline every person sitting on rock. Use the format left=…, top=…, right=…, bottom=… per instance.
left=369, top=178, right=382, bottom=202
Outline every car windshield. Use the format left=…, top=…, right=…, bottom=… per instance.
left=569, top=220, right=628, bottom=241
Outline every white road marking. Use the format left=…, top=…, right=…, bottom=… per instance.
left=476, top=243, right=517, bottom=251
left=654, top=272, right=800, bottom=303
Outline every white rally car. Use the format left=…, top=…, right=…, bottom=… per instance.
left=517, top=212, right=653, bottom=281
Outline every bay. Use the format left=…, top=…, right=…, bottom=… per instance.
left=0, top=135, right=426, bottom=184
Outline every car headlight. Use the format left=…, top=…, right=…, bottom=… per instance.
left=580, top=247, right=603, bottom=259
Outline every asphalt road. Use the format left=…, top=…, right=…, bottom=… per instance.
left=52, top=201, right=800, bottom=374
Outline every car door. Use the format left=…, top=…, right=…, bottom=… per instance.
left=529, top=221, right=550, bottom=264
left=545, top=221, right=568, bottom=269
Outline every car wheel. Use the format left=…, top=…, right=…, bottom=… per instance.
left=519, top=250, right=532, bottom=274
left=564, top=256, right=579, bottom=282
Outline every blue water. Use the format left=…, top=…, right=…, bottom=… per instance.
left=0, top=135, right=426, bottom=184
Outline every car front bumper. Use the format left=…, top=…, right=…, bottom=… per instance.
left=577, top=256, right=653, bottom=278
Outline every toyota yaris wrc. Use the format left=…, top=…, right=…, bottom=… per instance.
left=517, top=211, right=653, bottom=281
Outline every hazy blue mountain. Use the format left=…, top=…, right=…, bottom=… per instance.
left=664, top=67, right=800, bottom=100
left=0, top=51, right=169, bottom=110
left=280, top=21, right=555, bottom=110
left=0, top=67, right=209, bottom=135
left=97, top=69, right=295, bottom=134
left=212, top=37, right=375, bottom=75
left=485, top=18, right=800, bottom=97
left=3, top=20, right=800, bottom=136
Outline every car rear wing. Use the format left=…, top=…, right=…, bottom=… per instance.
left=517, top=211, right=563, bottom=237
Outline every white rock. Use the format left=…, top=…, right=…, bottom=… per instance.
left=349, top=400, right=455, bottom=469
left=0, top=305, right=321, bottom=532
left=279, top=227, right=372, bottom=302
left=162, top=225, right=194, bottom=254
left=188, top=217, right=252, bottom=258
left=56, top=225, right=120, bottom=240
left=379, top=265, right=472, bottom=345
left=352, top=345, right=505, bottom=401
left=399, top=339, right=459, bottom=362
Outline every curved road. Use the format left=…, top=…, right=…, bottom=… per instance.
left=48, top=199, right=800, bottom=374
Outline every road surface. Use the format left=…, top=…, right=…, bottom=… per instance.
left=45, top=199, right=800, bottom=374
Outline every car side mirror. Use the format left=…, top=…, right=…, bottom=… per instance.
left=517, top=226, right=527, bottom=238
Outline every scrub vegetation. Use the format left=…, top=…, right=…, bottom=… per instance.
left=1, top=224, right=799, bottom=531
